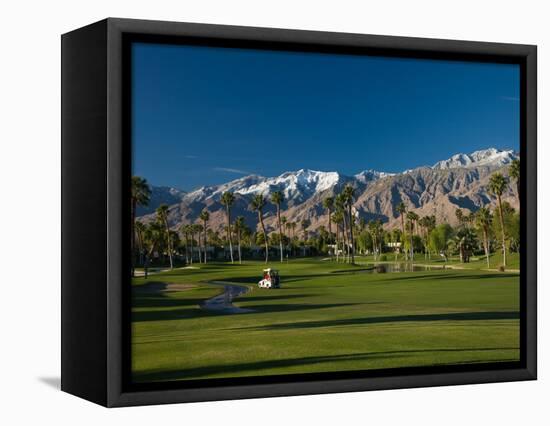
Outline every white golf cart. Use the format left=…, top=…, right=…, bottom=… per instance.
left=258, top=268, right=280, bottom=289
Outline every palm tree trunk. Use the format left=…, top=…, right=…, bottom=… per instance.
left=483, top=227, right=490, bottom=268
left=348, top=207, right=355, bottom=264
left=497, top=195, right=507, bottom=267
left=197, top=232, right=202, bottom=264
left=203, top=221, right=208, bottom=264
left=335, top=224, right=340, bottom=262
left=237, top=229, right=242, bottom=264
left=400, top=213, right=406, bottom=261
left=226, top=206, right=234, bottom=263
left=328, top=208, right=332, bottom=248
left=259, top=212, right=268, bottom=263
left=190, top=231, right=194, bottom=264
left=277, top=206, right=283, bottom=262
left=342, top=214, right=349, bottom=263
left=163, top=219, right=174, bottom=269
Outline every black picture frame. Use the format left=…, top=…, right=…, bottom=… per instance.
left=61, top=17, right=537, bottom=407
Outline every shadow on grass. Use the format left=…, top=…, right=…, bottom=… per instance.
left=132, top=302, right=361, bottom=322
left=236, top=293, right=320, bottom=303
left=234, top=311, right=520, bottom=331
left=132, top=346, right=518, bottom=382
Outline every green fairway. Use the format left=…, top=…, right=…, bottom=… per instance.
left=131, top=259, right=519, bottom=383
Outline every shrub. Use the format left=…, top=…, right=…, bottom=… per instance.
left=379, top=254, right=387, bottom=262
left=498, top=265, right=506, bottom=272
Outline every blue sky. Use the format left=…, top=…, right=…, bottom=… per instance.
left=132, top=42, right=519, bottom=191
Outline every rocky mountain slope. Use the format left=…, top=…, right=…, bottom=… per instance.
left=138, top=148, right=519, bottom=234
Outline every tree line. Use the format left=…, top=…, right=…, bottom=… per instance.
left=131, top=159, right=519, bottom=274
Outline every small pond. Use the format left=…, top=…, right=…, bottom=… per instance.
left=333, top=263, right=442, bottom=274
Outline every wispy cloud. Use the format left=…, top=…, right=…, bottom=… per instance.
left=500, top=96, right=519, bottom=102
left=213, top=167, right=250, bottom=175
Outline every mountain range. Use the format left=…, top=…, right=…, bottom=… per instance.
left=137, top=148, right=519, bottom=234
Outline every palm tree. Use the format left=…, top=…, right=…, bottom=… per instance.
left=270, top=191, right=285, bottom=263
left=475, top=207, right=492, bottom=268
left=250, top=194, right=268, bottom=263
left=189, top=224, right=196, bottom=263
left=290, top=222, right=297, bottom=257
left=489, top=172, right=508, bottom=267
left=142, top=222, right=162, bottom=278
left=368, top=220, right=378, bottom=260
left=301, top=218, right=311, bottom=256
left=180, top=224, right=191, bottom=264
left=156, top=204, right=174, bottom=269
left=396, top=202, right=407, bottom=260
left=332, top=211, right=343, bottom=262
left=220, top=192, right=236, bottom=263
left=195, top=223, right=203, bottom=264
left=391, top=228, right=401, bottom=261
left=234, top=216, right=245, bottom=264
left=510, top=159, right=520, bottom=200
left=406, top=211, right=419, bottom=261
left=323, top=196, right=335, bottom=241
left=134, top=221, right=146, bottom=267
left=342, top=185, right=356, bottom=264
left=199, top=210, right=209, bottom=263
left=335, top=194, right=349, bottom=262
left=281, top=216, right=288, bottom=258
left=131, top=176, right=151, bottom=276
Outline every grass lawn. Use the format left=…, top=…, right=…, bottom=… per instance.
left=131, top=258, right=520, bottom=383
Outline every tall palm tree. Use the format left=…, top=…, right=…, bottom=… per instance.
left=134, top=221, right=146, bottom=267
left=332, top=211, right=343, bottom=262
left=220, top=192, right=236, bottom=263
left=406, top=211, right=418, bottom=261
left=250, top=194, right=268, bottom=263
left=335, top=194, right=349, bottom=262
left=368, top=220, right=378, bottom=260
left=489, top=172, right=508, bottom=267
left=475, top=207, right=492, bottom=268
left=234, top=216, right=245, bottom=264
left=189, top=224, right=196, bottom=264
left=281, top=216, right=288, bottom=258
left=156, top=204, right=173, bottom=269
left=180, top=224, right=191, bottom=264
left=323, top=197, right=335, bottom=241
left=396, top=202, right=407, bottom=260
left=195, top=223, right=203, bottom=264
left=301, top=218, right=311, bottom=256
left=131, top=176, right=151, bottom=276
left=270, top=191, right=285, bottom=262
left=342, top=185, right=356, bottom=264
left=510, top=159, right=520, bottom=200
left=142, top=222, right=162, bottom=278
left=199, top=210, right=209, bottom=263
left=290, top=221, right=297, bottom=257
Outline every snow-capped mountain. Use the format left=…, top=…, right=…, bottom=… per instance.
left=185, top=169, right=350, bottom=207
left=355, top=169, right=395, bottom=183
left=431, top=148, right=517, bottom=170
left=136, top=186, right=186, bottom=216
left=137, top=147, right=519, bottom=233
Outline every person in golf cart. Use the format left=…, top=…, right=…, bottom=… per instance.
left=258, top=268, right=280, bottom=289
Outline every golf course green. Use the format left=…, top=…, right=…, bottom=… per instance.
left=131, top=258, right=520, bottom=383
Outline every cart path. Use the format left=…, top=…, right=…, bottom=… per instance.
left=200, top=281, right=254, bottom=314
